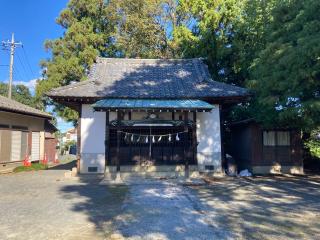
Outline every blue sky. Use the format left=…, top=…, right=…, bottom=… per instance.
left=0, top=0, right=73, bottom=132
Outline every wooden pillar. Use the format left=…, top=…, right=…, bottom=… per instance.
left=28, top=130, right=32, bottom=158
left=184, top=111, right=189, bottom=178
left=219, top=105, right=226, bottom=171
left=76, top=109, right=82, bottom=172
left=105, top=111, right=110, bottom=167
left=192, top=112, right=197, bottom=165
left=116, top=111, right=121, bottom=172
left=171, top=111, right=174, bottom=162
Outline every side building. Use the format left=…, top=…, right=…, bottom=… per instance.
left=228, top=119, right=303, bottom=174
left=0, top=95, right=56, bottom=172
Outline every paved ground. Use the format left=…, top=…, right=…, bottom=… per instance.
left=0, top=167, right=320, bottom=240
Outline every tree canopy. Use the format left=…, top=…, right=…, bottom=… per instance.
left=0, top=82, right=37, bottom=108
left=246, top=0, right=320, bottom=131
left=36, top=0, right=320, bottom=134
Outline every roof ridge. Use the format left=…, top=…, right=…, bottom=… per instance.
left=96, top=57, right=204, bottom=62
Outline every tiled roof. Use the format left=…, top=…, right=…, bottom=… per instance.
left=48, top=57, right=249, bottom=99
left=0, top=95, right=52, bottom=119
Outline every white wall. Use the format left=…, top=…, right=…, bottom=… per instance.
left=79, top=104, right=222, bottom=173
left=80, top=104, right=106, bottom=173
left=196, top=105, right=222, bottom=173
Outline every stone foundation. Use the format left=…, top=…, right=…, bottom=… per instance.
left=252, top=165, right=304, bottom=175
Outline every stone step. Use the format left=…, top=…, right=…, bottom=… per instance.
left=104, top=170, right=200, bottom=181
left=105, top=165, right=198, bottom=173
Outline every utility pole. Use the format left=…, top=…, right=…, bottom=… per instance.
left=2, top=33, right=22, bottom=99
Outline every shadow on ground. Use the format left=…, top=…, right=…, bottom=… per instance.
left=59, top=175, right=128, bottom=239
left=58, top=174, right=320, bottom=239
left=190, top=175, right=320, bottom=239
left=49, top=160, right=77, bottom=170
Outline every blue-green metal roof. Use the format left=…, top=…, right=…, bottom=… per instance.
left=92, top=99, right=214, bottom=111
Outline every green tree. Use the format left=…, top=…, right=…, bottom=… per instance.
left=36, top=0, right=112, bottom=121
left=248, top=0, right=320, bottom=131
left=231, top=0, right=277, bottom=86
left=172, top=0, right=245, bottom=83
left=36, top=0, right=174, bottom=121
left=305, top=128, right=320, bottom=159
left=0, top=82, right=37, bottom=108
left=106, top=0, right=169, bottom=58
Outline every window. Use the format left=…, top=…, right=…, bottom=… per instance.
left=263, top=131, right=276, bottom=146
left=263, top=131, right=290, bottom=146
left=277, top=131, right=290, bottom=146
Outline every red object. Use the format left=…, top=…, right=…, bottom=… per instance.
left=23, top=155, right=31, bottom=167
left=41, top=153, right=48, bottom=165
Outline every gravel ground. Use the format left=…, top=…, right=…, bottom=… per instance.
left=0, top=169, right=127, bottom=240
left=0, top=168, right=320, bottom=240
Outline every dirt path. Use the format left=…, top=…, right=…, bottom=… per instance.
left=111, top=180, right=233, bottom=240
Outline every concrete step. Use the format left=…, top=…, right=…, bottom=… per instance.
left=104, top=170, right=200, bottom=181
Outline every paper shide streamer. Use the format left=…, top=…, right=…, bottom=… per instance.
left=121, top=131, right=185, bottom=143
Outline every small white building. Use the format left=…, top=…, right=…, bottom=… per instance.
left=48, top=58, right=248, bottom=177
left=62, top=128, right=77, bottom=144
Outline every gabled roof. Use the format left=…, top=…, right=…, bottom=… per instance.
left=48, top=58, right=249, bottom=100
left=0, top=95, right=52, bottom=119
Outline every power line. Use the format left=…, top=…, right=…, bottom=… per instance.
left=13, top=66, right=23, bottom=82
left=17, top=51, right=31, bottom=79
left=21, top=46, right=35, bottom=77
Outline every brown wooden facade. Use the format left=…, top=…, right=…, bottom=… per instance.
left=228, top=120, right=303, bottom=174
left=102, top=109, right=198, bottom=175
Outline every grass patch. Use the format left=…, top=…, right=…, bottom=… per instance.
left=13, top=163, right=48, bottom=173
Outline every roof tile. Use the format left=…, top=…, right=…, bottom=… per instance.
left=0, top=95, right=52, bottom=119
left=48, top=57, right=249, bottom=99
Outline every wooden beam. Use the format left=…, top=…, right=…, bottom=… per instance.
left=184, top=111, right=189, bottom=178
left=219, top=105, right=226, bottom=172
left=76, top=107, right=82, bottom=172
left=105, top=111, right=110, bottom=167
left=193, top=112, right=197, bottom=165
left=116, top=111, right=121, bottom=172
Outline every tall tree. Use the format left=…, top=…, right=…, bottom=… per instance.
left=248, top=0, right=320, bottom=131
left=36, top=0, right=173, bottom=121
left=36, top=0, right=112, bottom=121
left=106, top=0, right=169, bottom=58
left=172, top=0, right=245, bottom=83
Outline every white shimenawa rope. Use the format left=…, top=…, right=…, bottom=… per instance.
left=118, top=130, right=187, bottom=137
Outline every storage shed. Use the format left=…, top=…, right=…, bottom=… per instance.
left=228, top=119, right=303, bottom=174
